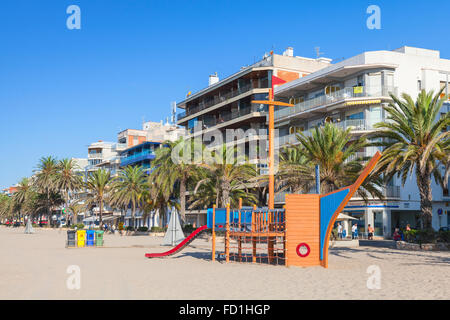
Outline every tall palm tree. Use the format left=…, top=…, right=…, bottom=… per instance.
left=0, top=194, right=13, bottom=221
left=277, top=123, right=383, bottom=199
left=110, top=166, right=147, bottom=230
left=84, top=169, right=111, bottom=227
left=150, top=138, right=202, bottom=223
left=54, top=159, right=83, bottom=224
left=33, top=156, right=58, bottom=226
left=371, top=89, right=450, bottom=229
left=194, top=145, right=258, bottom=207
left=13, top=178, right=33, bottom=222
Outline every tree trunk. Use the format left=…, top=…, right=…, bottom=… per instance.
left=416, top=169, right=433, bottom=230
left=99, top=199, right=103, bottom=228
left=180, top=178, right=186, bottom=225
left=132, top=202, right=136, bottom=231
left=221, top=178, right=231, bottom=207
left=47, top=190, right=51, bottom=228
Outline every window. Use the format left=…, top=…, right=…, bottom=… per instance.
left=417, top=80, right=422, bottom=91
left=346, top=112, right=364, bottom=120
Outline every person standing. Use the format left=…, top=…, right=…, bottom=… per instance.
left=352, top=223, right=358, bottom=239
left=368, top=224, right=374, bottom=240
left=337, top=223, right=343, bottom=240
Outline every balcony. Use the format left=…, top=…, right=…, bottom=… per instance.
left=187, top=104, right=267, bottom=136
left=277, top=119, right=376, bottom=149
left=120, top=151, right=156, bottom=167
left=384, top=185, right=400, bottom=198
left=275, top=85, right=397, bottom=121
left=178, top=83, right=267, bottom=122
left=88, top=153, right=102, bottom=159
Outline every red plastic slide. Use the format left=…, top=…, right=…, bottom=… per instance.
left=145, top=225, right=208, bottom=258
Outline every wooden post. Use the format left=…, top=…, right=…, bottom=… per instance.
left=283, top=205, right=287, bottom=267
left=238, top=198, right=242, bottom=262
left=268, top=209, right=274, bottom=264
left=225, top=204, right=230, bottom=263
left=212, top=204, right=216, bottom=262
left=252, top=204, right=257, bottom=263
left=268, top=88, right=275, bottom=210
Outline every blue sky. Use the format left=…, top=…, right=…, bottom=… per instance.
left=1, top=0, right=449, bottom=188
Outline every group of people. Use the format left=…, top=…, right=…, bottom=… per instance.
left=392, top=224, right=411, bottom=241
left=336, top=222, right=375, bottom=240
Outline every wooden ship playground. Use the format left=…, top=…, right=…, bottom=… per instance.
left=145, top=151, right=382, bottom=268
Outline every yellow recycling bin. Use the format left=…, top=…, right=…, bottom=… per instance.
left=77, top=230, right=86, bottom=247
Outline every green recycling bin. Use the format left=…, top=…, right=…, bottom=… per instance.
left=95, top=230, right=104, bottom=246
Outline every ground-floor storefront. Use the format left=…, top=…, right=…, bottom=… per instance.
left=342, top=201, right=450, bottom=239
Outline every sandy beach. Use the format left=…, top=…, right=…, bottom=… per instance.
left=0, top=226, right=448, bottom=300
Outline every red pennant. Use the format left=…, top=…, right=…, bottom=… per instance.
left=272, top=75, right=287, bottom=92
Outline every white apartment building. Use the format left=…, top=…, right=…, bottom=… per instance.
left=274, top=46, right=450, bottom=238
left=176, top=47, right=332, bottom=225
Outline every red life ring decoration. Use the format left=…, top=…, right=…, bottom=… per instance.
left=296, top=243, right=310, bottom=257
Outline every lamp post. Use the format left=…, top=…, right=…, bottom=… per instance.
left=251, top=88, right=294, bottom=209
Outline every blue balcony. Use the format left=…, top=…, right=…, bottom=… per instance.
left=120, top=151, right=156, bottom=167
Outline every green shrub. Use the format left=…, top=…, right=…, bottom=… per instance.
left=405, top=229, right=437, bottom=244
left=137, top=226, right=148, bottom=232
left=150, top=226, right=166, bottom=233
left=126, top=226, right=134, bottom=231
left=437, top=230, right=450, bottom=243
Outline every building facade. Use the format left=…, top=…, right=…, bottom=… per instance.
left=274, top=46, right=450, bottom=237
left=176, top=47, right=332, bottom=224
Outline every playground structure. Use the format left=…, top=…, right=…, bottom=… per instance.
left=145, top=151, right=381, bottom=268
left=209, top=151, right=381, bottom=268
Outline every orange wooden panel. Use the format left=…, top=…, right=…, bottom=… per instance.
left=285, top=194, right=321, bottom=267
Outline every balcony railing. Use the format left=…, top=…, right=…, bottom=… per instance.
left=178, top=83, right=267, bottom=121
left=188, top=104, right=266, bottom=134
left=385, top=185, right=400, bottom=198
left=275, top=85, right=397, bottom=120
left=120, top=151, right=155, bottom=167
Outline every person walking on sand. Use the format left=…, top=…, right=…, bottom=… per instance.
left=337, top=223, right=343, bottom=240
left=368, top=224, right=374, bottom=240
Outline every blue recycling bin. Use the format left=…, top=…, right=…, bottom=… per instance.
left=86, top=230, right=95, bottom=246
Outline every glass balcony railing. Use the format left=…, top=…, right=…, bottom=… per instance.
left=178, top=83, right=267, bottom=121
left=275, top=85, right=397, bottom=120
left=384, top=185, right=401, bottom=198
left=277, top=119, right=379, bottom=148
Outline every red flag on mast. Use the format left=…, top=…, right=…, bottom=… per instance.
left=272, top=75, right=287, bottom=91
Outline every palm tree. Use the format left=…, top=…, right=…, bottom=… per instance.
left=54, top=159, right=83, bottom=224
left=0, top=194, right=13, bottom=221
left=84, top=169, right=111, bottom=227
left=371, top=89, right=450, bottom=230
left=13, top=178, right=33, bottom=222
left=194, top=145, right=258, bottom=207
left=67, top=202, right=85, bottom=225
left=33, top=156, right=58, bottom=226
left=143, top=183, right=180, bottom=228
left=277, top=123, right=383, bottom=199
left=150, top=137, right=202, bottom=223
left=110, top=166, right=146, bottom=230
